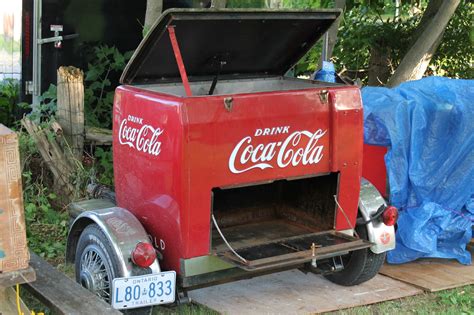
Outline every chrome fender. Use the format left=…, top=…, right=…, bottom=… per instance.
left=359, top=179, right=396, bottom=254
left=66, top=207, right=160, bottom=277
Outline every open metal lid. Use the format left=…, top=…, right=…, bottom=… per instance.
left=120, top=9, right=341, bottom=84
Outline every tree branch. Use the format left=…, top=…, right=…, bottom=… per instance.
left=387, top=0, right=460, bottom=87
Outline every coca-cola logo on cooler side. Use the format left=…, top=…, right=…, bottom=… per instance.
left=118, top=115, right=164, bottom=156
left=229, top=126, right=327, bottom=174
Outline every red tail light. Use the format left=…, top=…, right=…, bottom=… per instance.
left=131, top=242, right=157, bottom=268
left=382, top=206, right=398, bottom=226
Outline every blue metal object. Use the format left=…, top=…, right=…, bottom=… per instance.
left=314, top=61, right=336, bottom=83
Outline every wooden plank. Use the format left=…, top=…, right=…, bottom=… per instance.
left=25, top=252, right=121, bottom=315
left=189, top=270, right=422, bottom=314
left=0, top=266, right=36, bottom=288
left=380, top=257, right=474, bottom=292
left=85, top=126, right=112, bottom=145
left=0, top=286, right=31, bottom=315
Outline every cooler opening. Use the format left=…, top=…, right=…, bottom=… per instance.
left=211, top=173, right=338, bottom=254
left=138, top=76, right=338, bottom=97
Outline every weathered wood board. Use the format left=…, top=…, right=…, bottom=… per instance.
left=189, top=270, right=422, bottom=314
left=0, top=286, right=31, bottom=315
left=57, top=66, right=84, bottom=160
left=0, top=266, right=36, bottom=288
left=25, top=252, right=121, bottom=315
left=380, top=257, right=474, bottom=292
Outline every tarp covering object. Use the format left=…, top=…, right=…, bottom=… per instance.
left=362, top=77, right=474, bottom=264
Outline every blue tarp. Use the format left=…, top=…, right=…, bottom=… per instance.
left=362, top=77, right=474, bottom=264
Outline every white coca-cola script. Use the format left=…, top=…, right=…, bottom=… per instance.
left=229, top=128, right=327, bottom=174
left=118, top=116, right=164, bottom=156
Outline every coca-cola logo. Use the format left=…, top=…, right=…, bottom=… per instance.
left=229, top=126, right=327, bottom=174
left=118, top=115, right=164, bottom=156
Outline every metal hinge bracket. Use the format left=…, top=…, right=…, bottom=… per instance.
left=319, top=90, right=329, bottom=104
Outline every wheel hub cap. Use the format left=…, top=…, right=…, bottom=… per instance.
left=79, top=246, right=112, bottom=302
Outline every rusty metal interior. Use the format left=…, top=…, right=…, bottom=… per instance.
left=211, top=174, right=339, bottom=259
left=139, top=76, right=339, bottom=97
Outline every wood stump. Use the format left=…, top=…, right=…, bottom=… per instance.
left=56, top=66, right=84, bottom=160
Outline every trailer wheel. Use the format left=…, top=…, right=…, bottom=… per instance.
left=324, top=225, right=385, bottom=286
left=75, top=224, right=119, bottom=303
left=75, top=224, right=153, bottom=315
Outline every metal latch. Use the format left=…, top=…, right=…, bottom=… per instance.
left=224, top=97, right=234, bottom=112
left=38, top=25, right=78, bottom=49
left=319, top=90, right=329, bottom=104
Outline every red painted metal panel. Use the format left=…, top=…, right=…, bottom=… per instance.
left=362, top=144, right=388, bottom=198
left=330, top=89, right=363, bottom=230
left=113, top=84, right=363, bottom=273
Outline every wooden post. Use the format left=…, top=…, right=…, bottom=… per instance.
left=56, top=66, right=84, bottom=160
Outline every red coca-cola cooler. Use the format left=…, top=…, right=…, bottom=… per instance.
left=363, top=144, right=389, bottom=198
left=66, top=9, right=398, bottom=311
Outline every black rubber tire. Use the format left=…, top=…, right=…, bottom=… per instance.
left=75, top=224, right=152, bottom=315
left=324, top=225, right=386, bottom=286
left=75, top=223, right=120, bottom=300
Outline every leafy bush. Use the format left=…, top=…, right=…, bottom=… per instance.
left=13, top=44, right=130, bottom=264
left=84, top=45, right=133, bottom=128
left=19, top=130, right=69, bottom=262
left=0, top=79, right=20, bottom=126
left=23, top=170, right=68, bottom=261
left=94, top=147, right=114, bottom=186
left=429, top=2, right=473, bottom=79
left=293, top=1, right=473, bottom=82
left=331, top=5, right=419, bottom=83
left=28, top=84, right=58, bottom=122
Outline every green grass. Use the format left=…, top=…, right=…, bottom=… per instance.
left=329, top=285, right=474, bottom=315
left=153, top=303, right=218, bottom=315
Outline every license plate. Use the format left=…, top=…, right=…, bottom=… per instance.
left=112, top=271, right=176, bottom=309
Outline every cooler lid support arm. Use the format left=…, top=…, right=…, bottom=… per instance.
left=167, top=25, right=192, bottom=97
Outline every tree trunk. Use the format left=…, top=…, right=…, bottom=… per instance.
left=211, top=0, right=227, bottom=8
left=367, top=45, right=392, bottom=86
left=410, top=0, right=444, bottom=43
left=144, top=0, right=163, bottom=35
left=387, top=0, right=459, bottom=87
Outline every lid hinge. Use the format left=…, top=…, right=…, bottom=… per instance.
left=167, top=25, right=192, bottom=97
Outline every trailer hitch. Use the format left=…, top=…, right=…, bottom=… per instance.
left=303, top=255, right=344, bottom=275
